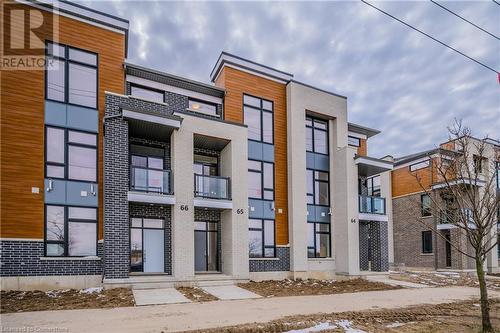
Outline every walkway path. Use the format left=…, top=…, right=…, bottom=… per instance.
left=3, top=286, right=498, bottom=333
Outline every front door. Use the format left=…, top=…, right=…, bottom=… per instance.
left=194, top=221, right=218, bottom=272
left=130, top=218, right=165, bottom=273
left=445, top=231, right=452, bottom=268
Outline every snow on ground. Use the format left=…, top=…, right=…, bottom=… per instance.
left=335, top=320, right=367, bottom=333
left=284, top=320, right=367, bottom=333
left=79, top=287, right=103, bottom=294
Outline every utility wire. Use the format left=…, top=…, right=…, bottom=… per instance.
left=493, top=0, right=500, bottom=6
left=360, top=0, right=499, bottom=75
left=431, top=0, right=500, bottom=41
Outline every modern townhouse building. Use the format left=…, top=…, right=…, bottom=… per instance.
left=392, top=137, right=499, bottom=273
left=0, top=1, right=394, bottom=290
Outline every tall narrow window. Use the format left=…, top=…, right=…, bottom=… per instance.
left=366, top=176, right=381, bottom=197
left=422, top=231, right=433, bottom=254
left=306, top=117, right=328, bottom=154
left=46, top=42, right=98, bottom=108
left=249, top=219, right=275, bottom=258
left=248, top=160, right=274, bottom=200
left=307, top=170, right=329, bottom=206
left=243, top=94, right=273, bottom=144
left=421, top=194, right=432, bottom=217
left=308, top=222, right=330, bottom=258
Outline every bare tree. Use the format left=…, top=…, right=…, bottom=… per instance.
left=411, top=120, right=499, bottom=332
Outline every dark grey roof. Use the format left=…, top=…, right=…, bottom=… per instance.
left=126, top=63, right=225, bottom=98
left=394, top=148, right=438, bottom=165
left=348, top=123, right=380, bottom=138
left=289, top=80, right=347, bottom=99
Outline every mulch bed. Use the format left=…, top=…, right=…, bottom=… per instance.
left=176, top=286, right=218, bottom=302
left=1, top=287, right=134, bottom=313
left=238, top=278, right=400, bottom=297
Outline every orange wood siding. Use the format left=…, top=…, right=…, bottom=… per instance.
left=357, top=138, right=367, bottom=156
left=1, top=7, right=125, bottom=239
left=215, top=67, right=289, bottom=245
left=391, top=158, right=437, bottom=198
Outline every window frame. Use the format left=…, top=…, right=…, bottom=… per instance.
left=248, top=219, right=276, bottom=258
left=306, top=169, right=330, bottom=206
left=45, top=126, right=98, bottom=182
left=421, top=194, right=432, bottom=217
left=243, top=94, right=274, bottom=144
left=366, top=175, right=381, bottom=197
left=129, top=217, right=165, bottom=272
left=248, top=159, right=275, bottom=201
left=306, top=116, right=329, bottom=155
left=307, top=222, right=331, bottom=258
left=347, top=136, right=361, bottom=147
left=44, top=205, right=98, bottom=257
left=188, top=98, right=219, bottom=118
left=421, top=230, right=433, bottom=254
left=409, top=160, right=430, bottom=172
left=45, top=41, right=99, bottom=109
left=129, top=83, right=165, bottom=103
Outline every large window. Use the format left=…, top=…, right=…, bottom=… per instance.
left=366, top=176, right=381, bottom=197
left=45, top=205, right=97, bottom=257
left=130, top=84, right=164, bottom=103
left=46, top=42, right=98, bottom=108
left=421, top=194, right=432, bottom=217
left=348, top=136, right=361, bottom=147
left=248, top=160, right=274, bottom=200
left=189, top=99, right=218, bottom=117
left=249, top=219, right=275, bottom=258
left=409, top=160, right=430, bottom=172
left=306, top=117, right=328, bottom=154
left=307, top=170, right=329, bottom=206
left=243, top=94, right=273, bottom=144
left=308, top=222, right=330, bottom=258
left=422, top=231, right=433, bottom=254
left=45, top=127, right=97, bottom=182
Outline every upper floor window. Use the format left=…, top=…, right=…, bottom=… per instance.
left=45, top=126, right=97, bottom=182
left=307, top=170, right=329, bottom=206
left=496, top=161, right=499, bottom=189
left=248, top=160, right=274, bottom=200
left=421, top=194, right=432, bottom=217
left=46, top=42, right=98, bottom=109
left=306, top=117, right=328, bottom=154
left=473, top=155, right=487, bottom=175
left=409, top=160, right=430, bottom=172
left=130, top=84, right=164, bottom=103
left=243, top=94, right=273, bottom=144
left=366, top=175, right=381, bottom=197
left=348, top=136, right=361, bottom=147
left=189, top=99, right=218, bottom=117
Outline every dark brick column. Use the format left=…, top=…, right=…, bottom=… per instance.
left=370, top=221, right=389, bottom=272
left=104, top=94, right=130, bottom=279
left=359, top=221, right=370, bottom=271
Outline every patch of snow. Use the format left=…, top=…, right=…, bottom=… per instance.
left=335, top=320, right=367, bottom=333
left=386, top=322, right=406, bottom=328
left=284, top=322, right=337, bottom=333
left=473, top=304, right=480, bottom=307
left=46, top=290, right=59, bottom=298
left=80, top=287, right=103, bottom=294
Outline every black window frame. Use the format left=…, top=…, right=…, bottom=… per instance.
left=188, top=98, right=219, bottom=118
left=306, top=116, right=329, bottom=155
left=45, top=41, right=99, bottom=109
left=347, top=136, right=361, bottom=147
left=45, top=125, right=98, bottom=182
left=248, top=159, right=275, bottom=201
left=243, top=94, right=274, bottom=144
left=129, top=83, right=165, bottom=103
left=366, top=175, right=381, bottom=197
left=129, top=217, right=165, bottom=273
left=421, top=194, right=432, bottom=217
left=422, top=230, right=433, bottom=254
left=307, top=222, right=331, bottom=258
left=248, top=219, right=276, bottom=258
left=44, top=204, right=98, bottom=257
left=306, top=169, right=330, bottom=206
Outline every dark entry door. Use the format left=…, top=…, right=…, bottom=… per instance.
left=445, top=232, right=452, bottom=267
left=194, top=221, right=218, bottom=272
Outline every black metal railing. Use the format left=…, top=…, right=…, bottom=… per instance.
left=130, top=166, right=172, bottom=194
left=194, top=174, right=231, bottom=200
left=359, top=195, right=386, bottom=214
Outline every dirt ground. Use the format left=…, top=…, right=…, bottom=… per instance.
left=184, top=299, right=500, bottom=333
left=177, top=286, right=219, bottom=302
left=391, top=270, right=500, bottom=290
left=0, top=287, right=134, bottom=313
left=238, top=278, right=400, bottom=297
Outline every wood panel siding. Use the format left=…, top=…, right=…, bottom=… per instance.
left=391, top=158, right=437, bottom=198
left=215, top=67, right=289, bottom=245
left=357, top=138, right=367, bottom=156
left=1, top=6, right=125, bottom=239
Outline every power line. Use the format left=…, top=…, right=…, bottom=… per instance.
left=431, top=0, right=500, bottom=41
left=360, top=0, right=499, bottom=75
left=493, top=0, right=500, bottom=6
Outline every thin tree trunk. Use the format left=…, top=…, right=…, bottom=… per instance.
left=476, top=256, right=493, bottom=332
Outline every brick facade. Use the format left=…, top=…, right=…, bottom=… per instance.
left=359, top=220, right=389, bottom=272
left=249, top=247, right=290, bottom=272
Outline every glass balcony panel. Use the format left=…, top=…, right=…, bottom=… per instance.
left=359, top=195, right=385, bottom=215
left=194, top=174, right=230, bottom=200
left=130, top=166, right=170, bottom=194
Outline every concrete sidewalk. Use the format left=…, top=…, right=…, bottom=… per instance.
left=3, top=287, right=498, bottom=333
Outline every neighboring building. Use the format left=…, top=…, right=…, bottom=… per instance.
left=392, top=137, right=500, bottom=273
left=1, top=1, right=393, bottom=290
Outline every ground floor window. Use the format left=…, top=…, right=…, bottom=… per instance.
left=249, top=219, right=275, bottom=258
left=194, top=221, right=219, bottom=272
left=130, top=217, right=165, bottom=273
left=45, top=205, right=97, bottom=257
left=422, top=230, right=433, bottom=254
left=308, top=222, right=330, bottom=258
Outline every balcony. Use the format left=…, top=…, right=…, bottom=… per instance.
left=194, top=174, right=232, bottom=209
left=128, top=166, right=174, bottom=205
left=359, top=195, right=386, bottom=215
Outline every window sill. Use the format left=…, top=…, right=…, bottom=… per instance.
left=308, top=257, right=335, bottom=261
left=40, top=256, right=100, bottom=261
left=249, top=257, right=280, bottom=261
left=420, top=253, right=434, bottom=256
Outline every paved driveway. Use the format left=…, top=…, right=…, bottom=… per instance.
left=2, top=286, right=499, bottom=333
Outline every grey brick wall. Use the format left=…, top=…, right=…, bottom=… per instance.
left=370, top=220, right=389, bottom=271
left=249, top=247, right=290, bottom=272
left=359, top=222, right=370, bottom=270
left=0, top=240, right=102, bottom=276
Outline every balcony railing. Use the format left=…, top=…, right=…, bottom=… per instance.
left=359, top=195, right=386, bottom=215
left=130, top=166, right=172, bottom=194
left=194, top=174, right=231, bottom=200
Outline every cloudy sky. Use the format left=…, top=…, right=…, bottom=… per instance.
left=81, top=0, right=499, bottom=158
